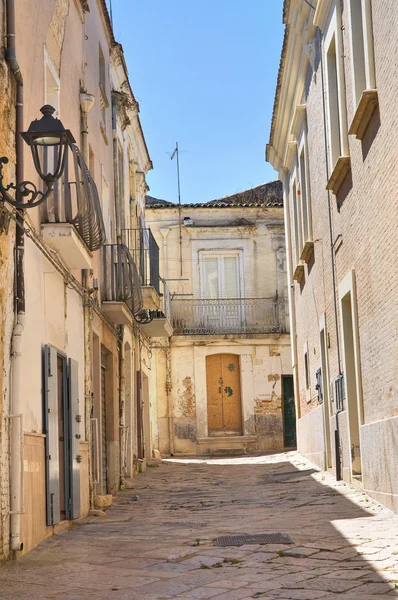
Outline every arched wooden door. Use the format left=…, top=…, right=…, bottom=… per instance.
left=206, top=354, right=242, bottom=435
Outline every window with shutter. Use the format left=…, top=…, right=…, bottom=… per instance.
left=43, top=345, right=61, bottom=526
left=68, top=359, right=81, bottom=520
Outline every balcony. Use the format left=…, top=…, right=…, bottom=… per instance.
left=40, top=144, right=106, bottom=269
left=171, top=297, right=283, bottom=336
left=101, top=244, right=143, bottom=325
left=139, top=279, right=173, bottom=338
left=121, top=227, right=161, bottom=310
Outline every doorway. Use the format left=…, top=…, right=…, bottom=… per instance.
left=282, top=375, right=296, bottom=447
left=206, top=354, right=242, bottom=435
left=136, top=370, right=144, bottom=460
left=142, top=373, right=151, bottom=459
left=341, top=290, right=363, bottom=477
left=57, top=356, right=67, bottom=521
left=43, top=345, right=81, bottom=526
left=320, top=327, right=332, bottom=468
left=100, top=351, right=108, bottom=494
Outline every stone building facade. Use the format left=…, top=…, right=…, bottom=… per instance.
left=145, top=182, right=294, bottom=456
left=267, top=0, right=398, bottom=511
left=0, top=0, right=168, bottom=559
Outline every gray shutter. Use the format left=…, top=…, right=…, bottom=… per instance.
left=68, top=359, right=81, bottom=520
left=316, top=368, right=323, bottom=403
left=43, top=345, right=60, bottom=526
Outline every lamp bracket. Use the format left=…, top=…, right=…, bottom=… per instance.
left=0, top=157, right=54, bottom=209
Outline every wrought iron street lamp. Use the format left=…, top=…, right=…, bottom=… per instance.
left=0, top=105, right=75, bottom=208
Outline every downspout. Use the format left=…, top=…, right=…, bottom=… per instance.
left=165, top=343, right=174, bottom=455
left=112, top=93, right=121, bottom=244
left=159, top=228, right=174, bottom=453
left=6, top=0, right=25, bottom=553
left=111, top=93, right=126, bottom=486
left=281, top=169, right=301, bottom=422
left=320, top=35, right=342, bottom=481
left=118, top=327, right=126, bottom=487
left=80, top=94, right=95, bottom=509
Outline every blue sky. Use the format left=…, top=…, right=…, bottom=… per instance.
left=108, top=1, right=284, bottom=204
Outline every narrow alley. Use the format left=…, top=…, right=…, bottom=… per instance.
left=1, top=452, right=397, bottom=599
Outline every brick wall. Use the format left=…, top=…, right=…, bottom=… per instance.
left=287, top=0, right=398, bottom=488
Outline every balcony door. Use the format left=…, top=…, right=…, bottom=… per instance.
left=201, top=254, right=241, bottom=331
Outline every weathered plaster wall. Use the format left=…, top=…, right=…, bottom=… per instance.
left=166, top=337, right=291, bottom=454
left=146, top=203, right=291, bottom=456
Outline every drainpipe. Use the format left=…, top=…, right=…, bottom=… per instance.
left=111, top=94, right=127, bottom=485
left=6, top=0, right=25, bottom=553
left=165, top=343, right=174, bottom=455
left=320, top=35, right=342, bottom=481
left=118, top=326, right=126, bottom=487
left=281, top=169, right=301, bottom=422
left=111, top=93, right=122, bottom=244
left=80, top=95, right=96, bottom=509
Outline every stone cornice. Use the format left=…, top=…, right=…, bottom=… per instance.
left=267, top=0, right=316, bottom=173
left=313, top=0, right=334, bottom=33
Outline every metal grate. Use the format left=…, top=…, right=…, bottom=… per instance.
left=216, top=533, right=293, bottom=547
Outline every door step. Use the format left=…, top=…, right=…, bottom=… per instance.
left=197, top=435, right=257, bottom=455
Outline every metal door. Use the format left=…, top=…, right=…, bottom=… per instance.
left=283, top=376, right=297, bottom=447
left=206, top=354, right=242, bottom=434
left=101, top=364, right=108, bottom=494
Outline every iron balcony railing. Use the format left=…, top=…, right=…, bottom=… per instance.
left=121, top=227, right=160, bottom=295
left=101, top=244, right=143, bottom=316
left=171, top=297, right=283, bottom=335
left=40, top=144, right=106, bottom=251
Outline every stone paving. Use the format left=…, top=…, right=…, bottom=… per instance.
left=1, top=451, right=398, bottom=599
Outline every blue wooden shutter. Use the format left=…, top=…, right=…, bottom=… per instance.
left=43, top=345, right=60, bottom=526
left=68, top=358, right=81, bottom=519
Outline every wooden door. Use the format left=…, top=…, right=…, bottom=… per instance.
left=206, top=354, right=242, bottom=434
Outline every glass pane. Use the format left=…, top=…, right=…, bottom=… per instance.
left=204, top=257, right=219, bottom=298
left=223, top=256, right=239, bottom=298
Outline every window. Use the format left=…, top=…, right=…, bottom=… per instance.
left=304, top=349, right=310, bottom=391
left=44, top=49, right=60, bottom=115
left=199, top=252, right=242, bottom=332
left=347, top=1, right=377, bottom=139
left=101, top=171, right=111, bottom=242
left=291, top=174, right=304, bottom=273
left=99, top=45, right=106, bottom=91
left=324, top=6, right=350, bottom=193
left=348, top=0, right=376, bottom=108
left=326, top=34, right=342, bottom=168
left=99, top=44, right=109, bottom=141
left=298, top=123, right=313, bottom=259
left=201, top=254, right=241, bottom=299
left=118, top=142, right=125, bottom=207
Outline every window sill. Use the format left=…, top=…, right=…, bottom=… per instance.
left=300, top=240, right=314, bottom=263
left=326, top=156, right=351, bottom=195
left=349, top=89, right=378, bottom=140
left=293, top=263, right=305, bottom=283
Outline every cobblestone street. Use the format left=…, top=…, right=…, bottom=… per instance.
left=1, top=451, right=398, bottom=599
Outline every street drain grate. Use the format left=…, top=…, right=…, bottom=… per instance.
left=215, top=533, right=293, bottom=547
